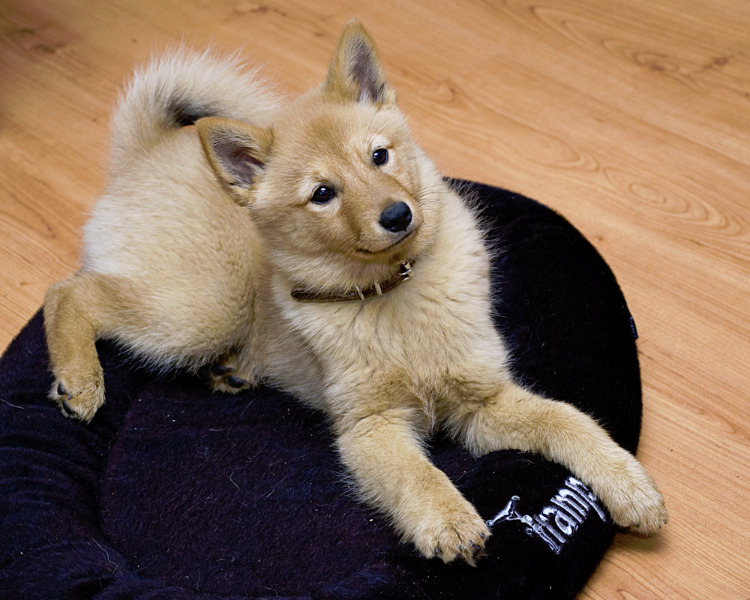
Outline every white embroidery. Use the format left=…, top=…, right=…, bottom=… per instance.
left=486, top=476, right=607, bottom=554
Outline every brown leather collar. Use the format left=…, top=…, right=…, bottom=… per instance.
left=291, top=261, right=413, bottom=303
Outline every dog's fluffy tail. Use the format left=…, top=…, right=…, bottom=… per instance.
left=110, top=46, right=279, bottom=161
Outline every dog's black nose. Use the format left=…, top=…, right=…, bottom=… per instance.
left=379, top=202, right=412, bottom=233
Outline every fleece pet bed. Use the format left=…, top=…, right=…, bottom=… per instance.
left=0, top=181, right=642, bottom=599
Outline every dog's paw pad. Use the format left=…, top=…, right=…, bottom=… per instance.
left=60, top=399, right=78, bottom=417
left=225, top=374, right=247, bottom=388
left=201, top=357, right=252, bottom=394
left=49, top=373, right=104, bottom=423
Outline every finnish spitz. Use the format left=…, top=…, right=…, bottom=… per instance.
left=43, top=20, right=666, bottom=564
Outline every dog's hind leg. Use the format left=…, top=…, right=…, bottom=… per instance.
left=448, top=380, right=668, bottom=534
left=43, top=271, right=131, bottom=422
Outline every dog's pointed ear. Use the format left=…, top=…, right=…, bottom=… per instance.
left=196, top=117, right=273, bottom=205
left=323, top=19, right=396, bottom=106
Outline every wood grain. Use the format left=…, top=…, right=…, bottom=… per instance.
left=1, top=0, right=748, bottom=597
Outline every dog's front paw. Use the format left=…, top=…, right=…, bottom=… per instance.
left=606, top=467, right=668, bottom=535
left=50, top=369, right=105, bottom=423
left=412, top=500, right=491, bottom=566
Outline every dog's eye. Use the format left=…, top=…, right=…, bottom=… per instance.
left=372, top=148, right=389, bottom=166
left=311, top=185, right=336, bottom=204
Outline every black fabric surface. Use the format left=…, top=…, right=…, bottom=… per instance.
left=0, top=181, right=642, bottom=599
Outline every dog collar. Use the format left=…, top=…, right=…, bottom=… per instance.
left=291, top=261, right=413, bottom=303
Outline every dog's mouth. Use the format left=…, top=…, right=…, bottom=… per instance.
left=356, top=230, right=415, bottom=256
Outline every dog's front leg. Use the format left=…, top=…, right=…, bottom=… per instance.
left=336, top=406, right=490, bottom=565
left=448, top=380, right=668, bottom=534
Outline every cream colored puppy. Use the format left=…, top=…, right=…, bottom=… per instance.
left=44, top=21, right=667, bottom=564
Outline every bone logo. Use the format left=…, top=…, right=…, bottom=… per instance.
left=486, top=477, right=608, bottom=554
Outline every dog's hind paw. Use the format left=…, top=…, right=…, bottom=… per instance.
left=199, top=356, right=252, bottom=394
left=49, top=370, right=105, bottom=423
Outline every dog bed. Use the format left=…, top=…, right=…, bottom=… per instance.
left=0, top=180, right=643, bottom=599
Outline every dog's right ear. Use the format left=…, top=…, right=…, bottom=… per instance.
left=196, top=117, right=273, bottom=205
left=323, top=19, right=396, bottom=106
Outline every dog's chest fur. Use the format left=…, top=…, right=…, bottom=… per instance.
left=256, top=189, right=507, bottom=421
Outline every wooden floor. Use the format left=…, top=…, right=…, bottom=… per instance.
left=1, top=0, right=748, bottom=597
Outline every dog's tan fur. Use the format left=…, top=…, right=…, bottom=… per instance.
left=43, top=22, right=667, bottom=564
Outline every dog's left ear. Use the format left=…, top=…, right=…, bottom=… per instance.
left=196, top=117, right=273, bottom=206
left=323, top=19, right=397, bottom=106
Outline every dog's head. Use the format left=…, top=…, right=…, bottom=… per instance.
left=197, top=20, right=444, bottom=293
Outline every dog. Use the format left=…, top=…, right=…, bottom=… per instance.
left=43, top=20, right=667, bottom=565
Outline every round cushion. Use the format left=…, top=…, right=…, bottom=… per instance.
left=0, top=181, right=642, bottom=599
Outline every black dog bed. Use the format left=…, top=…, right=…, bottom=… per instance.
left=0, top=181, right=642, bottom=599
